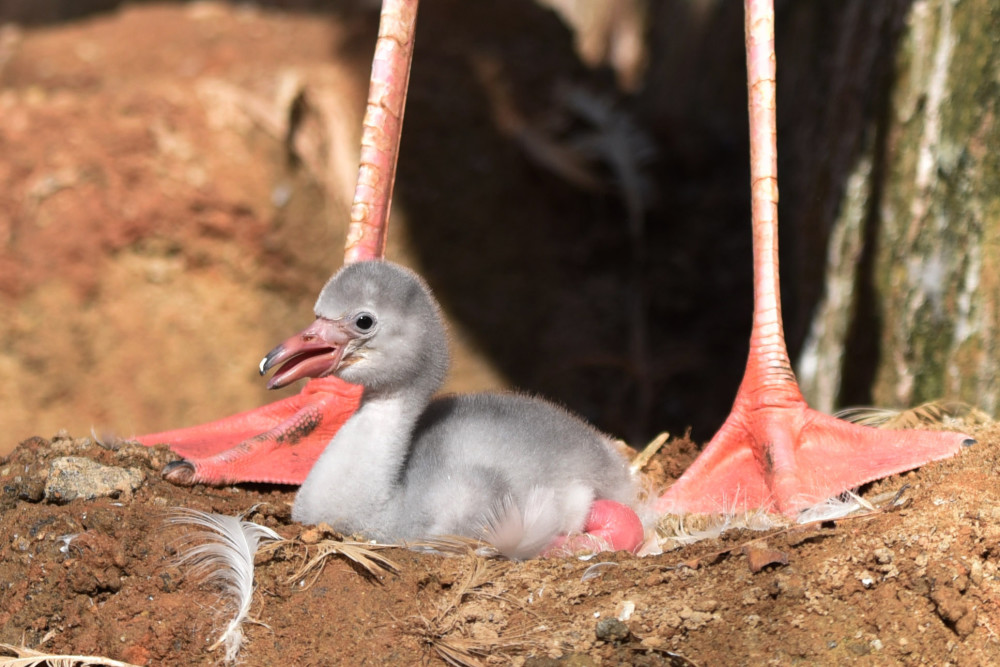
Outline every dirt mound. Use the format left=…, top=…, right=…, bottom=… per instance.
left=2, top=423, right=998, bottom=665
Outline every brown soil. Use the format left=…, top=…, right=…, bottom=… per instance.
left=2, top=422, right=999, bottom=666
left=3, top=3, right=998, bottom=666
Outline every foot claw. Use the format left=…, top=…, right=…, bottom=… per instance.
left=162, top=460, right=198, bottom=486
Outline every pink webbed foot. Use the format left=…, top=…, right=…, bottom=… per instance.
left=656, top=394, right=973, bottom=517
left=543, top=499, right=644, bottom=557
left=137, top=377, right=362, bottom=485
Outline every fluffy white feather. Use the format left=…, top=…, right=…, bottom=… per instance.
left=483, top=488, right=564, bottom=560
left=169, top=508, right=280, bottom=664
left=796, top=491, right=871, bottom=524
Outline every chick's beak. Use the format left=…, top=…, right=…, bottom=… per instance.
left=259, top=318, right=354, bottom=389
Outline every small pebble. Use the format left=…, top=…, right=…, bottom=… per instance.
left=873, top=547, right=893, bottom=564
left=692, top=598, right=719, bottom=613
left=595, top=618, right=630, bottom=643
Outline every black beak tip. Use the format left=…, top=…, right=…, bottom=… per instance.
left=258, top=344, right=285, bottom=377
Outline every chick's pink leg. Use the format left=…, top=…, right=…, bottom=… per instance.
left=543, top=499, right=644, bottom=557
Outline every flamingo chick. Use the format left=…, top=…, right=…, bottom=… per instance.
left=260, top=260, right=642, bottom=559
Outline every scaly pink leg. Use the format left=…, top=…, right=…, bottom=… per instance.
left=137, top=0, right=418, bottom=484
left=655, top=0, right=971, bottom=517
left=344, top=0, right=418, bottom=263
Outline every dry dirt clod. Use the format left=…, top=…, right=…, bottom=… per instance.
left=930, top=585, right=977, bottom=638
left=742, top=544, right=789, bottom=573
left=5, top=477, right=45, bottom=503
left=299, top=527, right=324, bottom=545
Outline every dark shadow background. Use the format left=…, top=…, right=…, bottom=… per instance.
left=0, top=0, right=912, bottom=445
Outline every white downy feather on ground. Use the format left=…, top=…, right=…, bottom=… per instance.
left=168, top=508, right=281, bottom=664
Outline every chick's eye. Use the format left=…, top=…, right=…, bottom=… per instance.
left=355, top=313, right=375, bottom=331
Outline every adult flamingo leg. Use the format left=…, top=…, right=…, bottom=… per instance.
left=137, top=0, right=418, bottom=485
left=655, top=0, right=971, bottom=517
